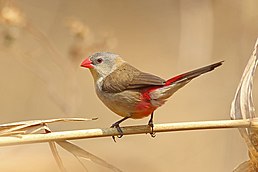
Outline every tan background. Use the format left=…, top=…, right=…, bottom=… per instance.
left=0, top=0, right=258, bottom=171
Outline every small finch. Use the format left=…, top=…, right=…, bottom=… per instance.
left=81, top=52, right=223, bottom=140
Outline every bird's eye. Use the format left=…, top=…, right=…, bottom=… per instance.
left=97, top=58, right=103, bottom=64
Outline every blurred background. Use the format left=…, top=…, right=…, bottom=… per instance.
left=0, top=0, right=257, bottom=171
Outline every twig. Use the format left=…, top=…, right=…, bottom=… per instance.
left=0, top=119, right=254, bottom=147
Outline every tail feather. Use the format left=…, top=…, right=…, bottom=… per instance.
left=165, top=61, right=223, bottom=85
left=149, top=61, right=223, bottom=103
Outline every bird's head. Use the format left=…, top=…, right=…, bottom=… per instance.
left=81, top=52, right=125, bottom=80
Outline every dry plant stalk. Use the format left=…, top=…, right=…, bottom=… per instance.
left=0, top=119, right=254, bottom=147
left=0, top=117, right=123, bottom=172
left=231, top=38, right=258, bottom=171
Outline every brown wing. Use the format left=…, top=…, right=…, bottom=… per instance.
left=102, top=63, right=165, bottom=93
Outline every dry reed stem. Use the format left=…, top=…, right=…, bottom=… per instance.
left=0, top=119, right=255, bottom=147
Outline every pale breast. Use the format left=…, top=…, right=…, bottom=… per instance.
left=95, top=80, right=142, bottom=117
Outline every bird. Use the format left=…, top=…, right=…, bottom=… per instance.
left=81, top=52, right=223, bottom=141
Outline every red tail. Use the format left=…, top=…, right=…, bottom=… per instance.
left=165, top=61, right=223, bottom=86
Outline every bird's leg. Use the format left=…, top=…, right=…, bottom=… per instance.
left=148, top=112, right=156, bottom=137
left=111, top=116, right=129, bottom=142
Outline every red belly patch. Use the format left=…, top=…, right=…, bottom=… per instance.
left=133, top=91, right=157, bottom=119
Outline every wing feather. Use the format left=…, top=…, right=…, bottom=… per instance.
left=102, top=63, right=165, bottom=93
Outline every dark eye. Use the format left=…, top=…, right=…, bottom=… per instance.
left=97, top=58, right=103, bottom=63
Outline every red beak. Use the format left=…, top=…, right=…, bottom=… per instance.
left=81, top=58, right=93, bottom=68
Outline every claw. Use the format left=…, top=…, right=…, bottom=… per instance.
left=148, top=120, right=156, bottom=137
left=148, top=112, right=156, bottom=138
left=117, top=134, right=123, bottom=138
left=111, top=122, right=124, bottom=142
left=112, top=136, right=117, bottom=142
left=150, top=132, right=156, bottom=137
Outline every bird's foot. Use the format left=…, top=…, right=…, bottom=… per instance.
left=111, top=122, right=124, bottom=142
left=148, top=120, right=156, bottom=138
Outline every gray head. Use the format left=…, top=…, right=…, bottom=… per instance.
left=81, top=52, right=125, bottom=79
